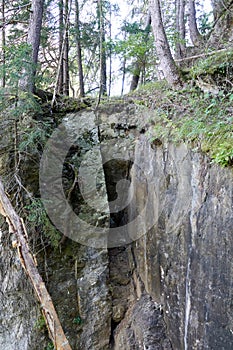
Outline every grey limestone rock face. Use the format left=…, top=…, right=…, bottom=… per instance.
left=0, top=103, right=232, bottom=349
left=0, top=228, right=47, bottom=350
left=124, top=138, right=233, bottom=350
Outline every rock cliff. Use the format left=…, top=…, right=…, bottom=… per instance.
left=0, top=100, right=232, bottom=349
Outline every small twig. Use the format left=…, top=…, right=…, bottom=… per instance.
left=14, top=173, right=33, bottom=200
left=225, top=78, right=233, bottom=87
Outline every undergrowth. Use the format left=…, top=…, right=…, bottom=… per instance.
left=132, top=81, right=233, bottom=167
left=25, top=198, right=61, bottom=248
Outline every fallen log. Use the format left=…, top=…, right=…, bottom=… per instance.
left=0, top=177, right=72, bottom=350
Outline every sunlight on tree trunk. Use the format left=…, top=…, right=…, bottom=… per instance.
left=149, top=0, right=183, bottom=87
left=188, top=0, right=202, bottom=46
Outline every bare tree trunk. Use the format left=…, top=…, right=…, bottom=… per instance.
left=0, top=178, right=72, bottom=350
left=149, top=0, right=182, bottom=87
left=63, top=0, right=69, bottom=96
left=98, top=0, right=107, bottom=96
left=129, top=12, right=151, bottom=91
left=129, top=62, right=140, bottom=91
left=210, top=0, right=233, bottom=45
left=58, top=0, right=64, bottom=94
left=19, top=0, right=44, bottom=92
left=121, top=29, right=127, bottom=95
left=188, top=0, right=202, bottom=46
left=75, top=0, right=84, bottom=97
left=108, top=4, right=112, bottom=96
left=1, top=0, right=6, bottom=87
left=51, top=0, right=71, bottom=106
left=211, top=0, right=233, bottom=20
left=175, top=0, right=186, bottom=59
left=121, top=57, right=126, bottom=96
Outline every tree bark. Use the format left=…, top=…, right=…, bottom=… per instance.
left=98, top=0, right=107, bottom=96
left=108, top=4, right=112, bottom=96
left=1, top=0, right=6, bottom=87
left=0, top=178, right=72, bottom=350
left=57, top=0, right=69, bottom=96
left=75, top=0, right=85, bottom=97
left=188, top=0, right=202, bottom=46
left=58, top=0, right=64, bottom=94
left=129, top=12, right=151, bottom=92
left=210, top=0, right=233, bottom=45
left=51, top=0, right=71, bottom=106
left=19, top=0, right=44, bottom=92
left=121, top=57, right=126, bottom=96
left=129, top=62, right=140, bottom=91
left=149, top=0, right=182, bottom=87
left=175, top=0, right=186, bottom=59
left=63, top=0, right=69, bottom=96
left=211, top=0, right=233, bottom=20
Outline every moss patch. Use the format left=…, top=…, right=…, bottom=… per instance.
left=130, top=82, right=233, bottom=167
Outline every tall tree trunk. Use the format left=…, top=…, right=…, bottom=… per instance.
left=108, top=4, right=112, bottom=96
left=121, top=57, right=126, bottom=96
left=210, top=0, right=233, bottom=45
left=149, top=0, right=182, bottom=87
left=211, top=0, right=233, bottom=20
left=63, top=0, right=69, bottom=96
left=129, top=62, right=140, bottom=91
left=75, top=0, right=84, bottom=97
left=129, top=12, right=151, bottom=92
left=1, top=0, right=6, bottom=87
left=51, top=0, right=70, bottom=106
left=58, top=0, right=64, bottom=94
left=188, top=0, right=202, bottom=46
left=98, top=0, right=107, bottom=96
left=175, top=0, right=186, bottom=59
left=20, top=0, right=44, bottom=92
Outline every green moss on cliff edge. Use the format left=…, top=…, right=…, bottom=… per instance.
left=130, top=81, right=233, bottom=167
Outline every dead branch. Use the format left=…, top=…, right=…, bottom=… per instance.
left=0, top=177, right=72, bottom=350
left=175, top=48, right=228, bottom=62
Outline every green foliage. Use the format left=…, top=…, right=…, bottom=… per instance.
left=19, top=120, right=53, bottom=154
left=115, top=32, right=154, bottom=62
left=210, top=141, right=233, bottom=166
left=135, top=83, right=233, bottom=167
left=3, top=43, right=33, bottom=88
left=0, top=93, right=41, bottom=125
left=44, top=342, right=54, bottom=350
left=115, top=20, right=154, bottom=62
left=133, top=80, right=168, bottom=93
left=166, top=30, right=187, bottom=52
left=113, top=20, right=155, bottom=83
left=198, top=12, right=213, bottom=35
left=0, top=42, right=42, bottom=121
left=73, top=315, right=82, bottom=325
left=189, top=49, right=233, bottom=80
left=25, top=198, right=61, bottom=248
left=34, top=315, right=46, bottom=331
